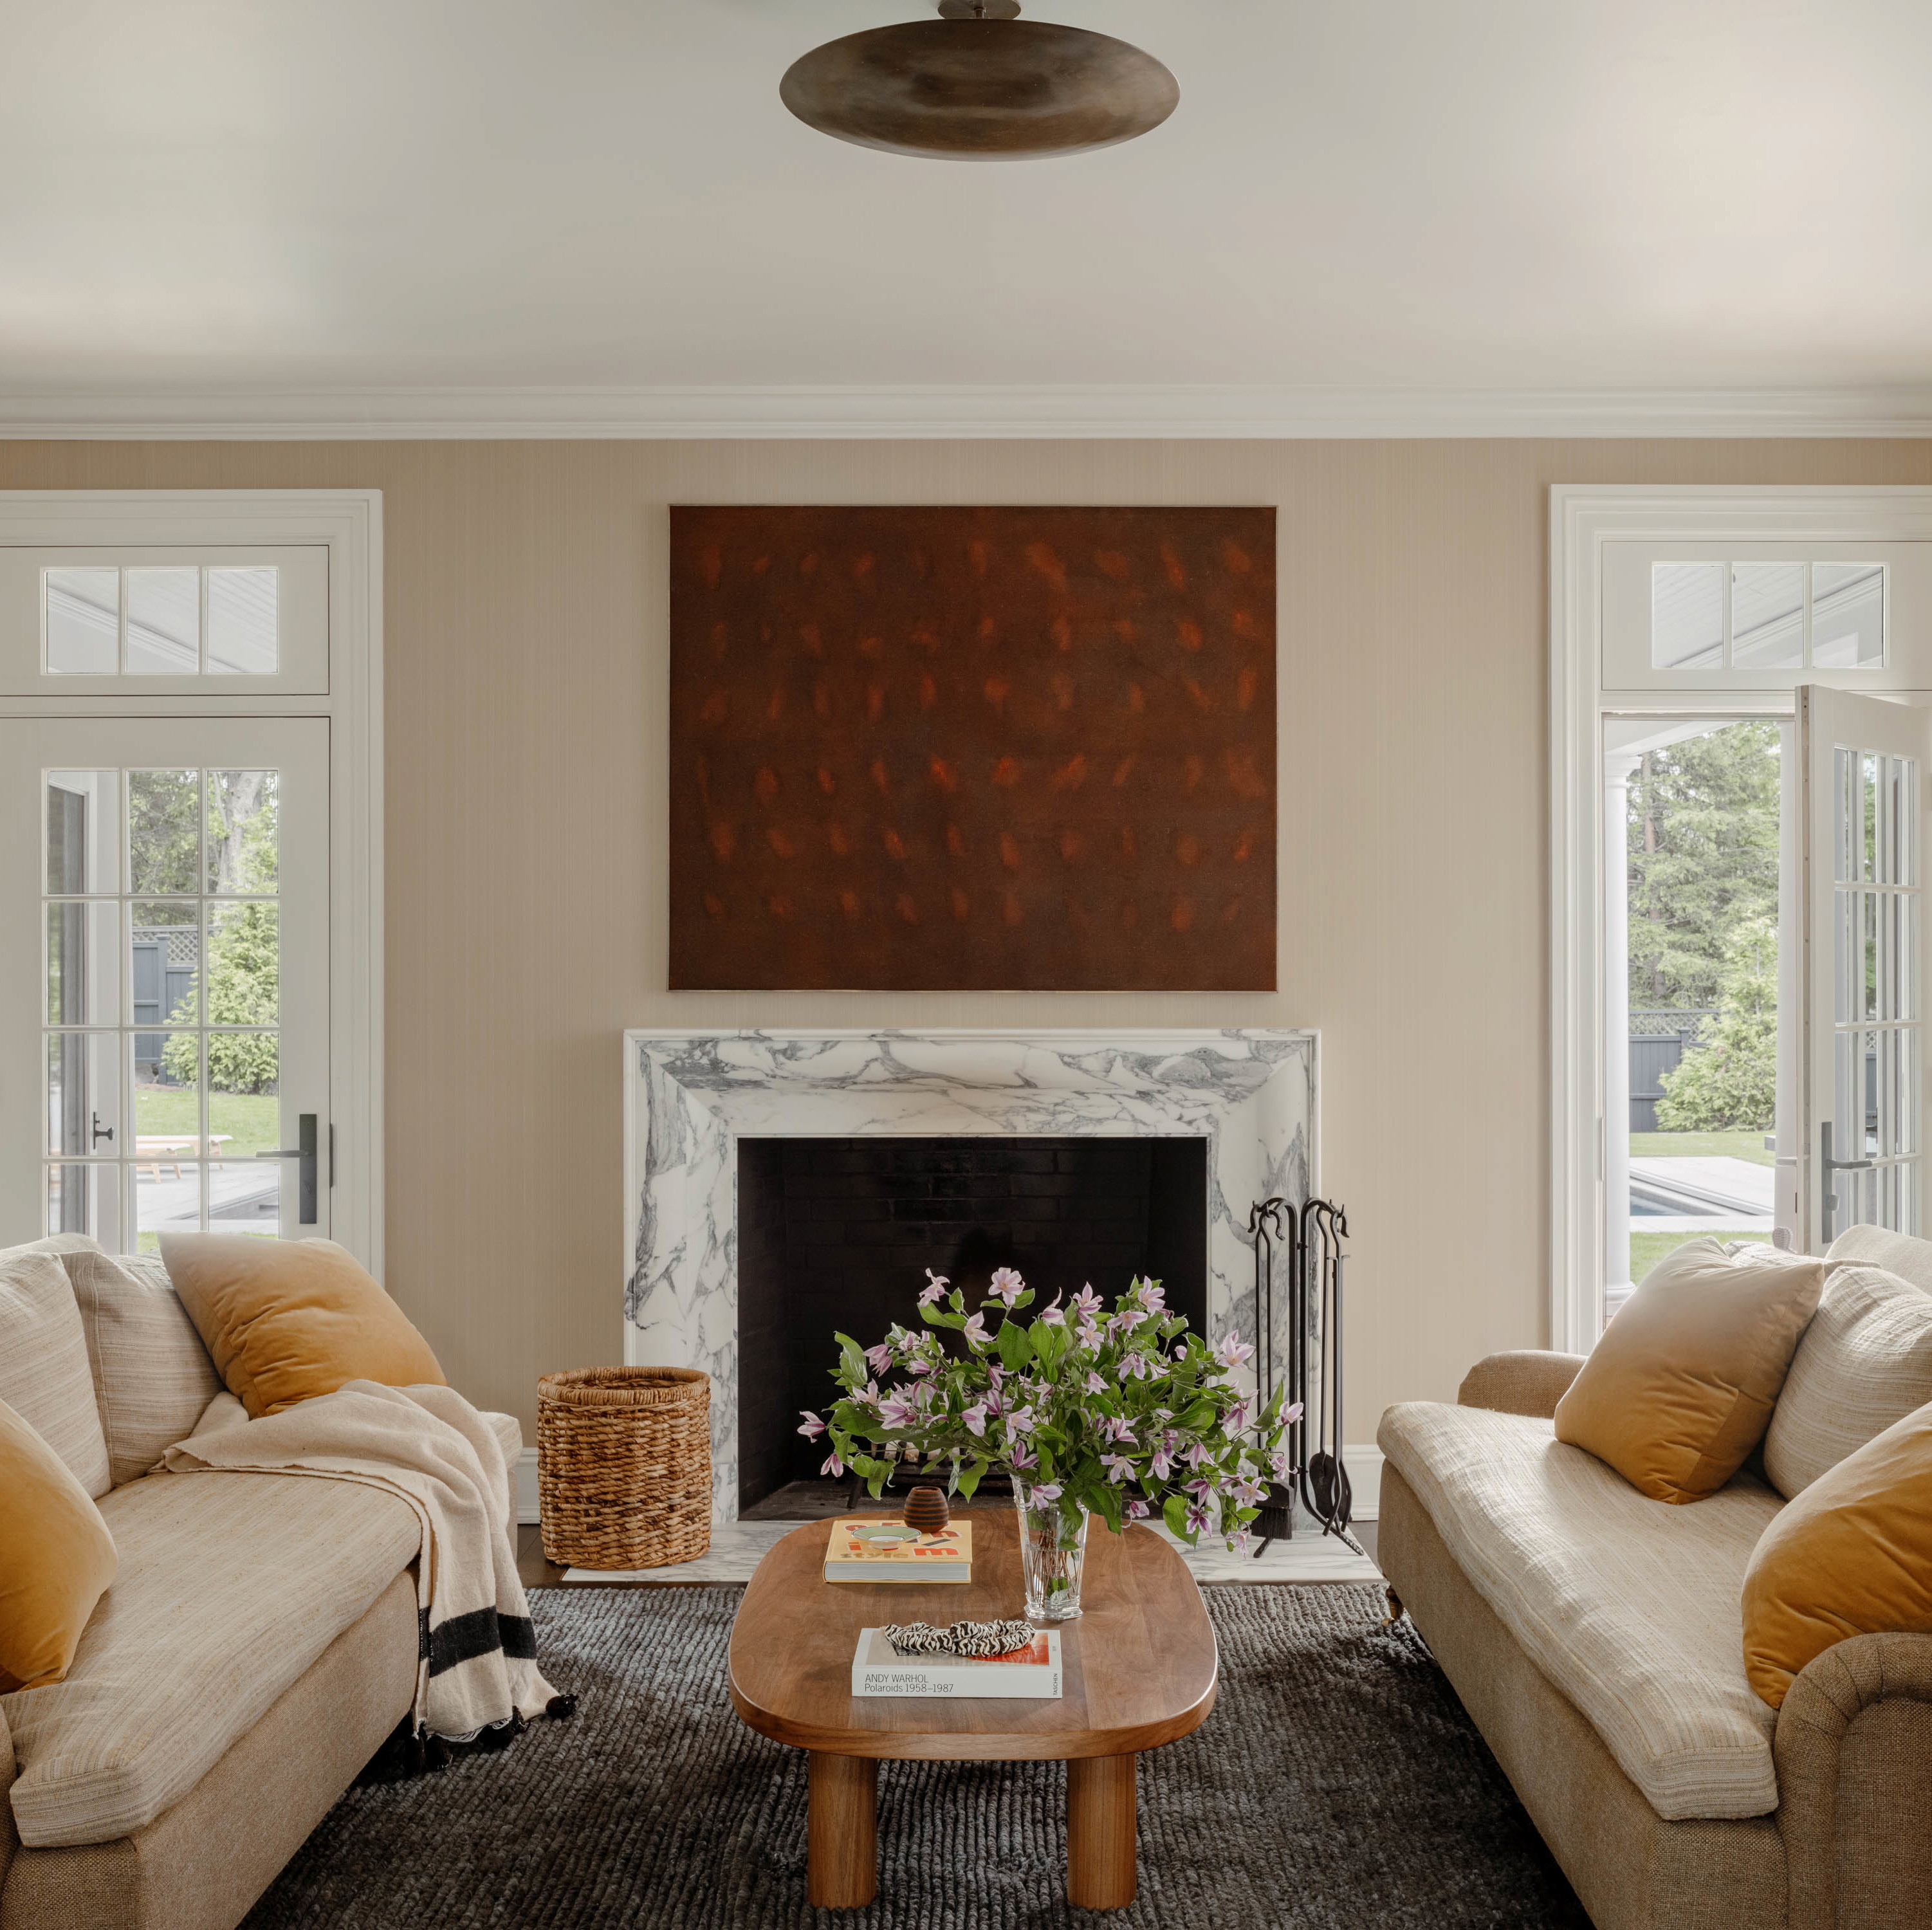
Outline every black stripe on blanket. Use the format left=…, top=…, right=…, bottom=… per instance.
left=427, top=1607, right=538, bottom=1675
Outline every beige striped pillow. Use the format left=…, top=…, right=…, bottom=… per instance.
left=1764, top=1264, right=1932, bottom=1500
left=62, top=1247, right=221, bottom=1487
left=0, top=1248, right=111, bottom=1498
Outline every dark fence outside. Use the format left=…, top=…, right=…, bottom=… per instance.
left=1629, top=1009, right=1716, bottom=1132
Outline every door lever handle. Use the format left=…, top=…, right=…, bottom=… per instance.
left=1819, top=1120, right=1877, bottom=1246
left=253, top=1114, right=318, bottom=1226
left=91, top=1110, right=115, bottom=1147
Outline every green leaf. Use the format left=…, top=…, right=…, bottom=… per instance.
left=955, top=1457, right=989, bottom=1499
left=997, top=1319, right=1035, bottom=1370
left=1162, top=1493, right=1193, bottom=1541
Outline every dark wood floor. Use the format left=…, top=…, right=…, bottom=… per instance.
left=517, top=1518, right=1377, bottom=1588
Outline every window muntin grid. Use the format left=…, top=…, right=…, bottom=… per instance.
left=42, top=765, right=281, bottom=1253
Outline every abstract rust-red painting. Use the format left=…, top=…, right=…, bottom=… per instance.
left=668, top=505, right=1276, bottom=991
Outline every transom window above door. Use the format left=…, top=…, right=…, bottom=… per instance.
left=0, top=545, right=327, bottom=696
left=46, top=564, right=279, bottom=676
left=1652, top=561, right=1886, bottom=672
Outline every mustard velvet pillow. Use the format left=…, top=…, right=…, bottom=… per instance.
left=159, top=1235, right=445, bottom=1419
left=0, top=1396, right=118, bottom=1692
left=1742, top=1400, right=1932, bottom=1707
left=1553, top=1238, right=1828, bottom=1503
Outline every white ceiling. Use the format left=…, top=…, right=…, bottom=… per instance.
left=3, top=0, right=1931, bottom=432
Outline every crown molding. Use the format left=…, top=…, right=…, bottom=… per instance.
left=2, top=384, right=1931, bottom=441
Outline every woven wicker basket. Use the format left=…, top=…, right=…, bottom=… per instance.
left=536, top=1367, right=712, bottom=1570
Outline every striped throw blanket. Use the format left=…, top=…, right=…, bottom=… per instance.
left=165, top=1380, right=561, bottom=1744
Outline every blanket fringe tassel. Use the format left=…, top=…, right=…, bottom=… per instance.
left=356, top=1693, right=577, bottom=1786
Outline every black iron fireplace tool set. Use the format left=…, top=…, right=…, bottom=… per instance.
left=1247, top=1195, right=1361, bottom=1558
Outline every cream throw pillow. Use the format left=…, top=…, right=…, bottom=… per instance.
left=1763, top=1265, right=1932, bottom=1500
left=60, top=1245, right=223, bottom=1486
left=1554, top=1238, right=1828, bottom=1503
left=1826, top=1223, right=1932, bottom=1295
left=0, top=1395, right=118, bottom=1692
left=161, top=1235, right=445, bottom=1419
left=1742, top=1399, right=1932, bottom=1707
left=0, top=1247, right=111, bottom=1499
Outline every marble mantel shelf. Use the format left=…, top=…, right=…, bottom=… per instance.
left=622, top=1029, right=1316, bottom=1522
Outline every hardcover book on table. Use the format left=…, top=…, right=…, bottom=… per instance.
left=822, top=1516, right=972, bottom=1583
left=850, top=1626, right=1062, bottom=1698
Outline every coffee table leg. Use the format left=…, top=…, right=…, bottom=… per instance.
left=807, top=1752, right=878, bottom=1907
left=1067, top=1752, right=1137, bottom=1908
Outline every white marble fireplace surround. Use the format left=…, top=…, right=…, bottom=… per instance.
left=622, top=1029, right=1316, bottom=1524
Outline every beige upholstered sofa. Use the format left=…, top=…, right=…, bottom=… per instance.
left=0, top=1235, right=520, bottom=1930
left=1378, top=1222, right=1932, bottom=1930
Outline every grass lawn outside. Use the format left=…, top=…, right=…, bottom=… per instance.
left=131, top=1083, right=282, bottom=1160
left=1628, top=1130, right=1775, bottom=1168
left=1629, top=1229, right=1774, bottom=1280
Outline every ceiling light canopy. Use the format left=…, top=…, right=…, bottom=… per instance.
left=780, top=2, right=1179, bottom=163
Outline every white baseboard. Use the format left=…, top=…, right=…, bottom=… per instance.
left=1343, top=1445, right=1384, bottom=1521
left=513, top=1444, right=1382, bottom=1527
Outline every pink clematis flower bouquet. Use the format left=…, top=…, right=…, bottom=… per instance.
left=802, top=1269, right=1300, bottom=1550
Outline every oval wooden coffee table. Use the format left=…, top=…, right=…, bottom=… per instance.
left=728, top=1507, right=1218, bottom=1909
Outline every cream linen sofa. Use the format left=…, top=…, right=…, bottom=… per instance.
left=0, top=1235, right=521, bottom=1930
left=1378, top=1223, right=1932, bottom=1930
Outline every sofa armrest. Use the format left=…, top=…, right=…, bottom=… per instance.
left=0, top=1693, right=17, bottom=1897
left=1776, top=1631, right=1932, bottom=1930
left=1455, top=1351, right=1587, bottom=1419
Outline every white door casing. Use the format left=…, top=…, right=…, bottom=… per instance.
left=0, top=491, right=381, bottom=1268
left=1795, top=686, right=1932, bottom=1251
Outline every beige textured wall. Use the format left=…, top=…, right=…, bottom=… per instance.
left=4, top=436, right=1929, bottom=1440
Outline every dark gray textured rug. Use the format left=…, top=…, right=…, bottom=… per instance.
left=244, top=1585, right=1588, bottom=1929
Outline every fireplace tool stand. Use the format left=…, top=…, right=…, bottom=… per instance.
left=1248, top=1195, right=1359, bottom=1558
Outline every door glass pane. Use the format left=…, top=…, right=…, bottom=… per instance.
left=1813, top=564, right=1885, bottom=668
left=205, top=903, right=278, bottom=1027
left=131, top=902, right=201, bottom=1034
left=1652, top=564, right=1725, bottom=668
left=47, top=901, right=120, bottom=1026
left=125, top=568, right=199, bottom=675
left=206, top=568, right=278, bottom=675
left=136, top=1159, right=203, bottom=1253
left=209, top=1040, right=279, bottom=1236
left=48, top=1161, right=122, bottom=1243
left=46, top=770, right=119, bottom=895
left=206, top=772, right=279, bottom=894
left=44, top=569, right=119, bottom=674
left=1731, top=563, right=1804, bottom=669
left=127, top=770, right=201, bottom=894
left=46, top=1032, right=120, bottom=1159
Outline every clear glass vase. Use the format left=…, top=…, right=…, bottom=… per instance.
left=1015, top=1486, right=1090, bottom=1621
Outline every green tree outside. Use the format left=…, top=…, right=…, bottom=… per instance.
left=1627, top=722, right=1780, bottom=1009
left=1655, top=918, right=1777, bottom=1132
left=161, top=903, right=279, bottom=1094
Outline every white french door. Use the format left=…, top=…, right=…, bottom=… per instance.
left=0, top=716, right=330, bottom=1251
left=1795, top=685, right=1932, bottom=1251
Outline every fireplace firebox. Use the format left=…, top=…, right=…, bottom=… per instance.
left=735, top=1135, right=1208, bottom=1514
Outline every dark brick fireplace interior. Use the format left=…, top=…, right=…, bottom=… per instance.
left=736, top=1135, right=1208, bottom=1514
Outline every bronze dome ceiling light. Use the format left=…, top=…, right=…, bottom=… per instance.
left=780, top=1, right=1179, bottom=162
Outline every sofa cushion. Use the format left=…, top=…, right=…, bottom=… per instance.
left=1763, top=1264, right=1932, bottom=1500
left=162, top=1235, right=445, bottom=1418
left=1378, top=1399, right=1784, bottom=1819
left=1743, top=1399, right=1932, bottom=1708
left=60, top=1245, right=223, bottom=1488
left=0, top=1397, right=118, bottom=1693
left=1, top=1467, right=419, bottom=1848
left=1553, top=1236, right=1827, bottom=1503
left=1826, top=1222, right=1932, bottom=1294
left=0, top=1246, right=111, bottom=1499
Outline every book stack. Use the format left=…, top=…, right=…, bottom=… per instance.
left=822, top=1516, right=973, bottom=1583
left=851, top=1626, right=1063, bottom=1698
